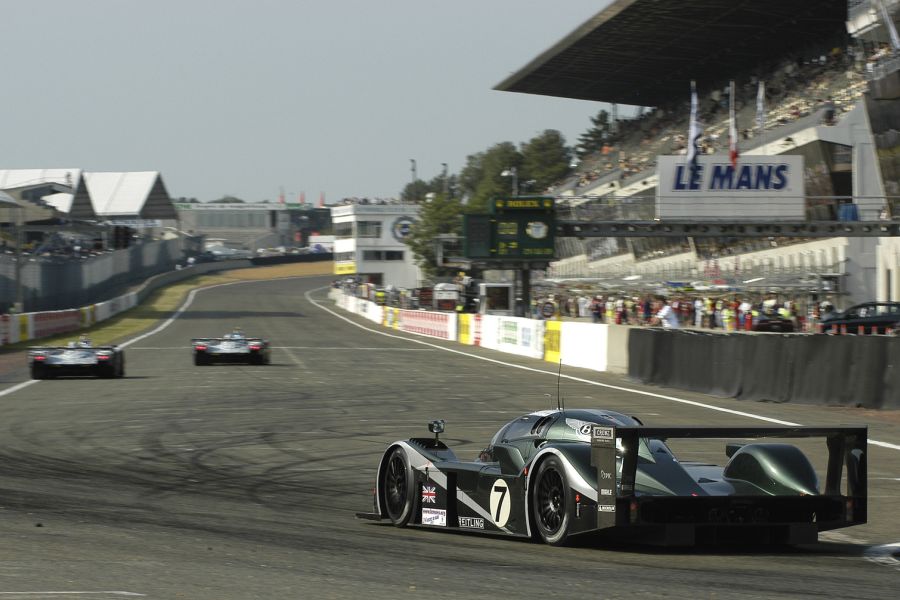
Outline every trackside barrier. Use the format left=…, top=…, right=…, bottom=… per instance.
left=481, top=315, right=544, bottom=359
left=330, top=291, right=623, bottom=374
left=458, top=313, right=472, bottom=345
left=559, top=322, right=608, bottom=372
left=543, top=320, right=561, bottom=364
left=0, top=258, right=258, bottom=348
left=629, top=328, right=900, bottom=410
left=397, top=309, right=456, bottom=340
left=32, top=310, right=82, bottom=339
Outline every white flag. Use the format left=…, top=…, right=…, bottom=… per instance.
left=728, top=80, right=738, bottom=169
left=756, top=81, right=766, bottom=133
left=686, top=80, right=703, bottom=171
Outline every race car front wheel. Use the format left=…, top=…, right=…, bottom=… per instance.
left=382, top=447, right=414, bottom=526
left=532, top=456, right=572, bottom=545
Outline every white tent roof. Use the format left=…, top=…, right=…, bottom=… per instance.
left=0, top=168, right=96, bottom=218
left=42, top=192, right=74, bottom=213
left=83, top=171, right=177, bottom=219
left=84, top=171, right=157, bottom=215
left=0, top=168, right=81, bottom=191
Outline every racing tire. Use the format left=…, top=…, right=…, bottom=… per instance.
left=531, top=456, right=573, bottom=546
left=381, top=447, right=414, bottom=527
left=31, top=366, right=46, bottom=380
left=194, top=354, right=208, bottom=366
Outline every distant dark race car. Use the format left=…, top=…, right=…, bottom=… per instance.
left=29, top=336, right=125, bottom=379
left=191, top=329, right=271, bottom=365
left=752, top=308, right=795, bottom=333
left=820, top=301, right=900, bottom=334
left=358, top=409, right=866, bottom=546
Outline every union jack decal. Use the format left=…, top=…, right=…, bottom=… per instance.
left=421, top=485, right=437, bottom=504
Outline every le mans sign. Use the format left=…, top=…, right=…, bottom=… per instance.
left=491, top=196, right=556, bottom=259
left=656, top=155, right=805, bottom=221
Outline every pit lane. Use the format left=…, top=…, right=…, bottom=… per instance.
left=0, top=275, right=898, bottom=599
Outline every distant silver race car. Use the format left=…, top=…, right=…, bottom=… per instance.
left=29, top=336, right=125, bottom=379
left=191, top=329, right=271, bottom=365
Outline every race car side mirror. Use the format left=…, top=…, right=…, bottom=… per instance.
left=428, top=420, right=445, bottom=445
left=725, top=442, right=744, bottom=458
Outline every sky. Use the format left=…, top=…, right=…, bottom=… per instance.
left=1, top=0, right=615, bottom=204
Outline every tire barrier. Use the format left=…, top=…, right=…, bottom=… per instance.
left=628, top=328, right=900, bottom=409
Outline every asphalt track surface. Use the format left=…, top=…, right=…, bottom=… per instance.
left=0, top=275, right=898, bottom=599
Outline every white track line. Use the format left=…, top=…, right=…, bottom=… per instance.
left=307, top=288, right=900, bottom=452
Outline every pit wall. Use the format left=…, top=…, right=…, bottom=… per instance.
left=629, top=328, right=900, bottom=410
left=328, top=289, right=624, bottom=373
left=330, top=290, right=900, bottom=409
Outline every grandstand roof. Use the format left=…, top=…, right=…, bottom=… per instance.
left=83, top=171, right=177, bottom=219
left=0, top=168, right=96, bottom=219
left=495, top=0, right=849, bottom=106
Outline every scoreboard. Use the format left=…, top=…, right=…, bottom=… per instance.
left=463, top=196, right=556, bottom=261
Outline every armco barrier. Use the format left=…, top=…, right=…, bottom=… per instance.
left=629, top=328, right=900, bottom=409
left=0, top=315, right=8, bottom=345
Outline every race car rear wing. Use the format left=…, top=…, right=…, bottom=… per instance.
left=191, top=338, right=265, bottom=343
left=28, top=345, right=118, bottom=351
left=590, top=425, right=867, bottom=533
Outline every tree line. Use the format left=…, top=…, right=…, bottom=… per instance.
left=403, top=109, right=616, bottom=278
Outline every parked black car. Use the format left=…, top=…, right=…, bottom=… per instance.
left=821, top=301, right=900, bottom=334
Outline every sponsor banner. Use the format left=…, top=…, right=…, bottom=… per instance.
left=397, top=309, right=456, bottom=340
left=656, top=155, right=805, bottom=220
left=334, top=261, right=356, bottom=275
left=491, top=316, right=544, bottom=359
left=0, top=315, right=7, bottom=346
left=19, top=314, right=31, bottom=342
left=32, top=310, right=81, bottom=339
left=543, top=320, right=561, bottom=364
left=458, top=313, right=472, bottom=345
left=458, top=516, right=485, bottom=529
left=104, top=219, right=162, bottom=228
left=421, top=507, right=447, bottom=527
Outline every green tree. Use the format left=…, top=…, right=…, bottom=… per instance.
left=403, top=193, right=464, bottom=279
left=468, top=141, right=521, bottom=211
left=209, top=195, right=245, bottom=204
left=520, top=129, right=571, bottom=193
left=575, top=109, right=611, bottom=159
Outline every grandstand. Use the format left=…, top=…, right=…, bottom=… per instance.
left=174, top=202, right=331, bottom=251
left=497, top=0, right=900, bottom=307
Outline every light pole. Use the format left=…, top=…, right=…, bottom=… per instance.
left=501, top=167, right=518, bottom=196
left=410, top=159, right=417, bottom=203
left=441, top=162, right=449, bottom=198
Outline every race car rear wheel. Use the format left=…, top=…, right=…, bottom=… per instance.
left=194, top=354, right=208, bottom=366
left=31, top=365, right=46, bottom=380
left=532, top=456, right=572, bottom=545
left=382, top=448, right=414, bottom=526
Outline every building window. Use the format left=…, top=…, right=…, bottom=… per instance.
left=357, top=221, right=382, bottom=238
left=334, top=222, right=353, bottom=239
left=362, top=250, right=405, bottom=261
